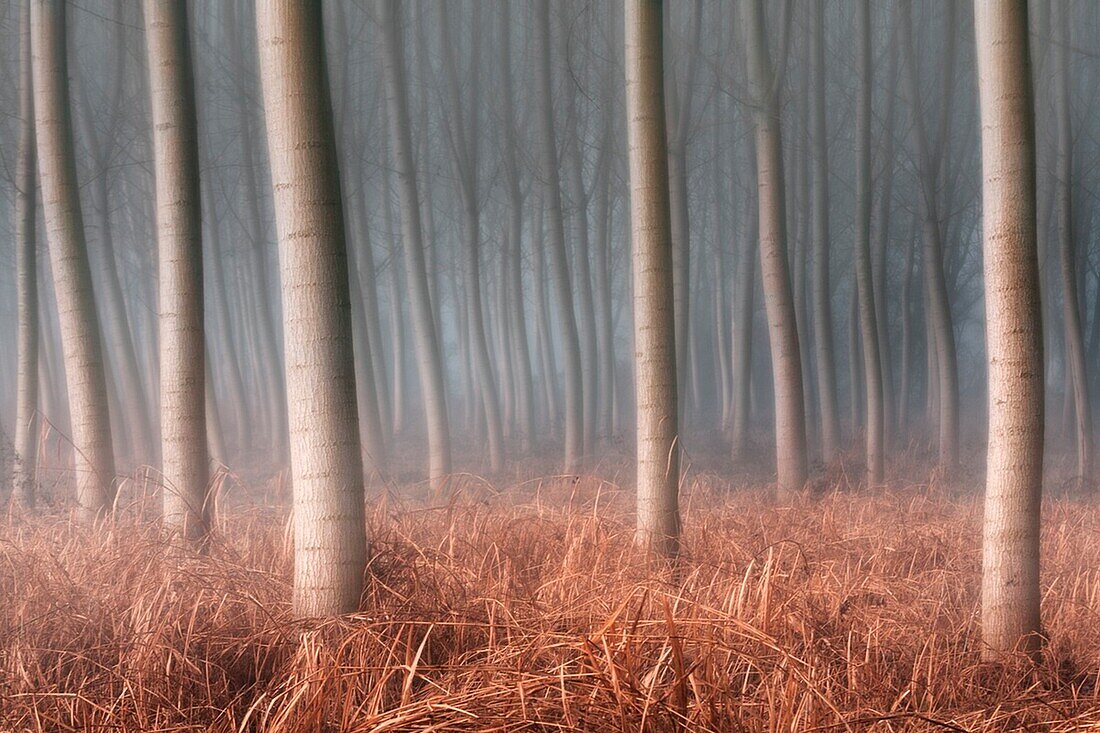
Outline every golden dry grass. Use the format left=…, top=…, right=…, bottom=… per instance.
left=3, top=470, right=1100, bottom=731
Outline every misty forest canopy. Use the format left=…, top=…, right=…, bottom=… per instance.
left=0, top=0, right=1077, bottom=661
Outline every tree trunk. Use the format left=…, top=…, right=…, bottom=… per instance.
left=741, top=0, right=807, bottom=495
left=901, top=0, right=959, bottom=473
left=626, top=0, right=681, bottom=558
left=1053, top=0, right=1091, bottom=483
left=378, top=0, right=452, bottom=489
left=13, top=2, right=38, bottom=509
left=439, top=6, right=504, bottom=472
left=145, top=0, right=209, bottom=542
left=854, top=0, right=885, bottom=485
left=535, top=0, right=584, bottom=472
left=974, top=0, right=1043, bottom=658
left=257, top=0, right=366, bottom=616
left=499, top=3, right=535, bottom=453
left=810, top=0, right=840, bottom=462
left=31, top=0, right=117, bottom=521
left=731, top=179, right=757, bottom=459
left=532, top=199, right=560, bottom=433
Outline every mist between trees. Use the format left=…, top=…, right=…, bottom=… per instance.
left=0, top=0, right=1081, bottom=662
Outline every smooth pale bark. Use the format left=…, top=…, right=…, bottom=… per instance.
left=626, top=0, right=680, bottom=558
left=975, top=0, right=1043, bottom=659
left=145, top=0, right=209, bottom=542
left=535, top=0, right=584, bottom=471
left=257, top=0, right=366, bottom=616
left=854, top=0, right=885, bottom=486
left=378, top=0, right=452, bottom=488
left=1053, top=1, right=1091, bottom=483
left=810, top=0, right=840, bottom=463
left=230, top=1, right=288, bottom=460
left=741, top=0, right=808, bottom=495
left=14, top=3, right=38, bottom=509
left=901, top=0, right=959, bottom=473
left=31, top=0, right=117, bottom=521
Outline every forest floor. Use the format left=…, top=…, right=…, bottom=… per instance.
left=3, top=452, right=1100, bottom=731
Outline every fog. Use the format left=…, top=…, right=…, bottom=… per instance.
left=0, top=1, right=1084, bottom=486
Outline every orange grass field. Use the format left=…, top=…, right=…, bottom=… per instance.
left=3, top=468, right=1100, bottom=731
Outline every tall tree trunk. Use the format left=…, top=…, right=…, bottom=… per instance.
left=731, top=182, right=757, bottom=459
left=380, top=166, right=407, bottom=436
left=225, top=0, right=287, bottom=460
left=377, top=0, right=452, bottom=489
left=499, top=3, right=535, bottom=453
left=741, top=0, right=808, bottom=495
left=626, top=0, right=680, bottom=558
left=145, top=0, right=209, bottom=542
left=346, top=226, right=388, bottom=476
left=257, top=0, right=366, bottom=616
left=901, top=0, right=959, bottom=473
left=898, top=230, right=916, bottom=439
left=559, top=32, right=600, bottom=458
left=31, top=0, right=117, bottom=521
left=593, top=124, right=617, bottom=442
left=854, top=0, right=885, bottom=485
left=535, top=0, right=584, bottom=471
left=532, top=199, right=560, bottom=433
left=666, top=0, right=702, bottom=428
left=872, top=31, right=899, bottom=449
left=13, top=2, right=38, bottom=509
left=810, top=0, right=840, bottom=462
left=439, top=6, right=504, bottom=472
left=974, top=0, right=1043, bottom=658
left=1053, top=0, right=1091, bottom=483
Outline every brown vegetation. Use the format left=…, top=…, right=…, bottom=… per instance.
left=3, top=465, right=1100, bottom=731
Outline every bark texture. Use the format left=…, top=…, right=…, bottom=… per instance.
left=257, top=0, right=367, bottom=616
left=975, top=0, right=1044, bottom=659
left=626, top=0, right=680, bottom=558
left=145, top=0, right=209, bottom=542
left=31, top=0, right=117, bottom=521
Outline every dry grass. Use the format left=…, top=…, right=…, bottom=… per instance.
left=3, top=467, right=1100, bottom=731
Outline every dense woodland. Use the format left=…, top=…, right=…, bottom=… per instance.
left=0, top=0, right=1096, bottom=730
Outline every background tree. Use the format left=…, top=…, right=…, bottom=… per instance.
left=377, top=0, right=452, bottom=490
left=12, top=1, right=37, bottom=509
left=30, top=0, right=117, bottom=521
left=740, top=0, right=807, bottom=495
